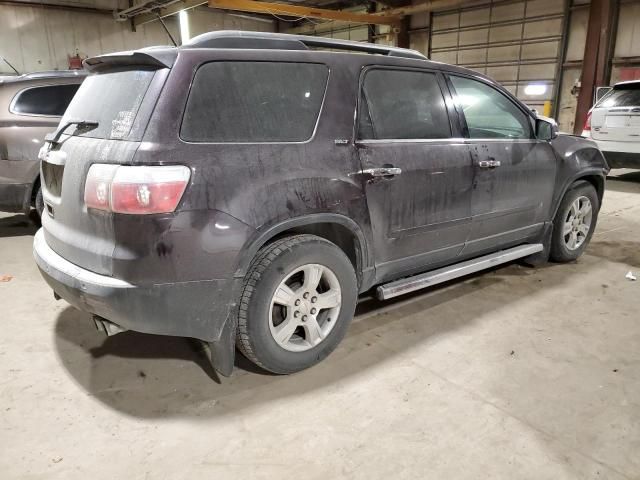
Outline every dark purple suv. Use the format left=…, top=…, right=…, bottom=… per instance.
left=34, top=31, right=609, bottom=376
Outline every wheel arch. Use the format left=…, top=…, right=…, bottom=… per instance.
left=234, top=214, right=373, bottom=291
left=552, top=171, right=605, bottom=219
left=29, top=175, right=40, bottom=205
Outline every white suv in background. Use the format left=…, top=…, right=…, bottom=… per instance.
left=582, top=80, right=640, bottom=169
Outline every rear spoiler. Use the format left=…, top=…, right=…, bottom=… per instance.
left=83, top=48, right=177, bottom=73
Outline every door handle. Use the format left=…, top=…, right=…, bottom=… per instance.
left=361, top=167, right=402, bottom=177
left=478, top=160, right=501, bottom=168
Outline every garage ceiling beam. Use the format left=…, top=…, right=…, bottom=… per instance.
left=133, top=0, right=477, bottom=30
left=207, top=0, right=401, bottom=25
left=1, top=0, right=113, bottom=15
left=285, top=0, right=482, bottom=35
left=379, top=0, right=473, bottom=17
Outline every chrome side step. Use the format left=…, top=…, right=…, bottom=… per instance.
left=377, top=244, right=543, bottom=300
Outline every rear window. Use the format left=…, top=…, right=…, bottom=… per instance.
left=60, top=69, right=155, bottom=140
left=597, top=84, right=640, bottom=108
left=181, top=62, right=329, bottom=143
left=11, top=84, right=80, bottom=116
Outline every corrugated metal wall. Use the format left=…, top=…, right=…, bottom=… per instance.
left=429, top=0, right=566, bottom=111
left=0, top=3, right=274, bottom=74
left=610, top=0, right=640, bottom=82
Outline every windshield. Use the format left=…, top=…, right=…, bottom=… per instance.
left=61, top=69, right=156, bottom=140
left=596, top=83, right=640, bottom=108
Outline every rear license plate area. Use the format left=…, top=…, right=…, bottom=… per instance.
left=42, top=161, right=64, bottom=198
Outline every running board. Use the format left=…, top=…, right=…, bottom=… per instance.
left=376, top=244, right=543, bottom=300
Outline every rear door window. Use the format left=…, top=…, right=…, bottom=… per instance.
left=61, top=69, right=156, bottom=140
left=596, top=84, right=640, bottom=108
left=181, top=62, right=329, bottom=143
left=358, top=69, right=452, bottom=140
left=11, top=84, right=80, bottom=116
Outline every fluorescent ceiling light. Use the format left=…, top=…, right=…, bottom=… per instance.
left=179, top=10, right=190, bottom=45
left=524, top=84, right=547, bottom=96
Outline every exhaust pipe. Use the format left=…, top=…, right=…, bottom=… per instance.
left=93, top=315, right=127, bottom=337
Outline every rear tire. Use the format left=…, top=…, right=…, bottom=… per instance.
left=236, top=234, right=357, bottom=374
left=550, top=181, right=599, bottom=262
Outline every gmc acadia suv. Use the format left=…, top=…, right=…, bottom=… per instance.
left=33, top=31, right=609, bottom=376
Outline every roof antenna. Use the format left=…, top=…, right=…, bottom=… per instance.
left=0, top=55, right=20, bottom=75
left=154, top=10, right=178, bottom=47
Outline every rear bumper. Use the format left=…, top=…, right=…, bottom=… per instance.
left=585, top=138, right=640, bottom=168
left=33, top=228, right=237, bottom=342
left=601, top=151, right=640, bottom=169
left=0, top=182, right=30, bottom=213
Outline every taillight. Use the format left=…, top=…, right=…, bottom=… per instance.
left=84, top=164, right=190, bottom=214
left=583, top=112, right=592, bottom=132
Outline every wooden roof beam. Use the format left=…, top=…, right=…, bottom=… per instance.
left=207, top=0, right=402, bottom=25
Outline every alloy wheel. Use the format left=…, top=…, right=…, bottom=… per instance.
left=269, top=263, right=342, bottom=352
left=563, top=195, right=592, bottom=251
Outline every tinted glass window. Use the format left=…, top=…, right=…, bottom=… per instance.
left=450, top=76, right=531, bottom=139
left=12, top=84, right=80, bottom=116
left=61, top=70, right=155, bottom=140
left=359, top=69, right=451, bottom=139
left=181, top=62, right=329, bottom=142
left=596, top=84, right=640, bottom=108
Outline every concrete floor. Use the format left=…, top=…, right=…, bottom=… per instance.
left=1, top=171, right=639, bottom=480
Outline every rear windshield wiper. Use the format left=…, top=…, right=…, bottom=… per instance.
left=45, top=119, right=99, bottom=145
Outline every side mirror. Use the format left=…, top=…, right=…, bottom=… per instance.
left=536, top=117, right=559, bottom=141
left=595, top=86, right=612, bottom=105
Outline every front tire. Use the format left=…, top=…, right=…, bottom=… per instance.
left=236, top=234, right=357, bottom=374
left=550, top=181, right=599, bottom=262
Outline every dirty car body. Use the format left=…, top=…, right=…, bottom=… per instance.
left=33, top=32, right=609, bottom=376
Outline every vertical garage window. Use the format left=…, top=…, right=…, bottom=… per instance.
left=11, top=84, right=80, bottom=116
left=450, top=75, right=532, bottom=139
left=181, top=62, right=329, bottom=143
left=358, top=69, right=452, bottom=140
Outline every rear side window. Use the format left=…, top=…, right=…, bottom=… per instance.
left=61, top=69, right=156, bottom=140
left=358, top=69, right=451, bottom=140
left=597, top=84, right=640, bottom=108
left=11, top=84, right=80, bottom=116
left=181, top=62, right=329, bottom=143
left=449, top=75, right=531, bottom=139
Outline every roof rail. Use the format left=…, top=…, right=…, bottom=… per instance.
left=184, top=30, right=427, bottom=60
left=0, top=70, right=88, bottom=83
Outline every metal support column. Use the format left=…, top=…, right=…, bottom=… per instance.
left=367, top=1, right=376, bottom=44
left=397, top=16, right=410, bottom=49
left=573, top=0, right=617, bottom=134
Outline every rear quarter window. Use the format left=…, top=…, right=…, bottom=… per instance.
left=11, top=84, right=80, bottom=116
left=181, top=61, right=329, bottom=143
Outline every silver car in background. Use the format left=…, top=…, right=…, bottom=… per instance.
left=0, top=70, right=84, bottom=216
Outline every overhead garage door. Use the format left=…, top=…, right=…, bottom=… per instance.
left=430, top=0, right=566, bottom=112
